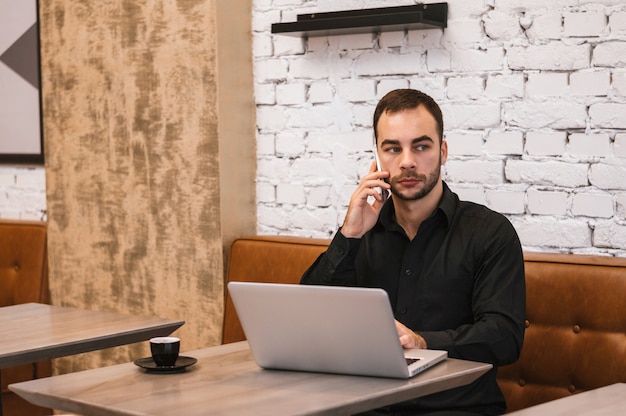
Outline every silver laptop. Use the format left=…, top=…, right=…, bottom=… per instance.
left=227, top=282, right=447, bottom=379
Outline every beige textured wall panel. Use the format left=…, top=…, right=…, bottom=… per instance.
left=40, top=0, right=224, bottom=372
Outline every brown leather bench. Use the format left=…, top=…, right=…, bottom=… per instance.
left=223, top=235, right=626, bottom=413
left=0, top=220, right=52, bottom=416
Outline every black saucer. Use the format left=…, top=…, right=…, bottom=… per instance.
left=134, top=356, right=197, bottom=373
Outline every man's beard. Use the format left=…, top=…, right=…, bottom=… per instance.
left=390, top=158, right=442, bottom=201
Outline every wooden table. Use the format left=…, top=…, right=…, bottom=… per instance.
left=1, top=303, right=184, bottom=416
left=0, top=303, right=184, bottom=368
left=507, top=383, right=626, bottom=416
left=10, top=341, right=492, bottom=416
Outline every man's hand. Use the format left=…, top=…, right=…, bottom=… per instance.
left=340, top=161, right=390, bottom=239
left=395, top=320, right=427, bottom=349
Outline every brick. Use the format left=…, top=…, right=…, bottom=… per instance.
left=376, top=79, right=410, bottom=99
left=353, top=103, right=376, bottom=128
left=286, top=106, right=335, bottom=129
left=610, top=11, right=626, bottom=36
left=572, top=192, right=614, bottom=218
left=442, top=19, right=484, bottom=44
left=308, top=81, right=333, bottom=103
left=276, top=83, right=307, bottom=105
left=512, top=217, right=591, bottom=248
left=273, top=35, right=305, bottom=56
left=526, top=14, right=563, bottom=42
left=257, top=133, right=275, bottom=155
left=276, top=131, right=305, bottom=156
left=446, top=77, right=485, bottom=100
left=253, top=34, right=273, bottom=57
left=256, top=157, right=290, bottom=181
left=441, top=103, right=501, bottom=129
left=615, top=134, right=626, bottom=158
left=256, top=106, right=287, bottom=131
left=613, top=71, right=626, bottom=96
left=407, top=28, right=444, bottom=50
left=255, top=83, right=276, bottom=105
left=290, top=206, right=339, bottom=234
left=255, top=59, right=288, bottom=81
left=450, top=48, right=505, bottom=71
left=527, top=189, right=568, bottom=216
left=525, top=131, right=567, bottom=156
left=485, top=188, right=526, bottom=215
left=593, top=41, right=626, bottom=67
left=567, top=133, right=611, bottom=158
left=355, top=51, right=424, bottom=76
left=589, top=162, right=626, bottom=190
left=252, top=9, right=281, bottom=32
left=485, top=131, right=524, bottom=155
left=617, top=194, right=626, bottom=219
left=485, top=74, right=524, bottom=98
left=564, top=11, right=607, bottom=37
left=409, top=77, right=446, bottom=101
left=589, top=103, right=626, bottom=128
left=290, top=158, right=336, bottom=183
left=594, top=221, right=626, bottom=249
left=257, top=205, right=289, bottom=229
left=445, top=132, right=484, bottom=156
left=427, top=49, right=451, bottom=72
left=507, top=44, right=590, bottom=70
left=379, top=30, right=404, bottom=49
left=448, top=184, right=486, bottom=205
left=276, top=183, right=305, bottom=204
left=329, top=32, right=376, bottom=50
left=483, top=11, right=522, bottom=41
left=505, top=160, right=589, bottom=187
left=569, top=71, right=610, bottom=96
left=444, top=160, right=504, bottom=185
left=306, top=185, right=332, bottom=207
left=526, top=73, right=568, bottom=97
left=446, top=0, right=492, bottom=20
left=336, top=79, right=376, bottom=103
left=256, top=182, right=276, bottom=203
left=503, top=101, right=586, bottom=129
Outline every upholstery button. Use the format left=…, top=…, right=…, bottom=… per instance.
left=524, top=320, right=530, bottom=328
left=518, top=378, right=526, bottom=387
left=13, top=263, right=20, bottom=271
left=404, top=269, right=412, bottom=276
left=573, top=325, right=581, bottom=334
left=568, top=384, right=576, bottom=393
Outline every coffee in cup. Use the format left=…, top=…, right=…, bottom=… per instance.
left=150, top=336, right=180, bottom=367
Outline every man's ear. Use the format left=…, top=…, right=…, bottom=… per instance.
left=440, top=140, right=448, bottom=165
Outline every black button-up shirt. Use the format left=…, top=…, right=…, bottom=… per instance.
left=301, top=182, right=526, bottom=415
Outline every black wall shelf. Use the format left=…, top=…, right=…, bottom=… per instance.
left=271, top=3, right=448, bottom=37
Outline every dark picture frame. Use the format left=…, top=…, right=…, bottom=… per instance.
left=0, top=0, right=44, bottom=164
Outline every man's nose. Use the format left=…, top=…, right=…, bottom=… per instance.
left=399, top=151, right=416, bottom=169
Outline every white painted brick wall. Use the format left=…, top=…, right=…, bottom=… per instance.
left=5, top=1, right=626, bottom=256
left=0, top=167, right=46, bottom=220
left=251, top=1, right=626, bottom=255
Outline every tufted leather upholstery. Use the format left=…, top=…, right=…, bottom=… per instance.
left=497, top=252, right=626, bottom=412
left=223, top=236, right=626, bottom=412
left=0, top=219, right=52, bottom=416
left=222, top=236, right=330, bottom=344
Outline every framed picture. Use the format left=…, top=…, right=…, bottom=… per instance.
left=0, top=0, right=44, bottom=164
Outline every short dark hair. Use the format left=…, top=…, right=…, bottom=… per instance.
left=373, top=89, right=444, bottom=144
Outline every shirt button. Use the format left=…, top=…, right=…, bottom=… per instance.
left=398, top=307, right=407, bottom=314
left=404, top=269, right=412, bottom=276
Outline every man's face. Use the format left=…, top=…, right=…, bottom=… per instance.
left=376, top=105, right=447, bottom=201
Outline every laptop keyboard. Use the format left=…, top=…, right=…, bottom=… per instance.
left=406, top=358, right=421, bottom=365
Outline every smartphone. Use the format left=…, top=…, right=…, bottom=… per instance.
left=374, top=151, right=389, bottom=200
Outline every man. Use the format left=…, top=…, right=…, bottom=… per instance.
left=301, top=89, right=525, bottom=415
